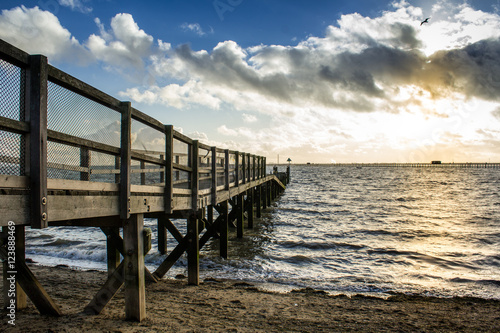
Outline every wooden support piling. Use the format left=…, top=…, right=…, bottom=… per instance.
left=187, top=212, right=199, bottom=285
left=256, top=185, right=262, bottom=218
left=157, top=216, right=168, bottom=255
left=104, top=227, right=121, bottom=278
left=218, top=200, right=229, bottom=259
left=247, top=188, right=254, bottom=229
left=123, top=213, right=146, bottom=321
left=236, top=193, right=245, bottom=238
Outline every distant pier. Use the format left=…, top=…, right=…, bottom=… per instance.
left=0, top=39, right=288, bottom=321
left=329, top=163, right=500, bottom=168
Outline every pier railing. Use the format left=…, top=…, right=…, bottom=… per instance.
left=0, top=39, right=287, bottom=321
left=0, top=38, right=269, bottom=228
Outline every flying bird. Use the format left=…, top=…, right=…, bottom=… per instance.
left=421, top=18, right=430, bottom=26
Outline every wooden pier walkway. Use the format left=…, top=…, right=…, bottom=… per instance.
left=0, top=39, right=288, bottom=321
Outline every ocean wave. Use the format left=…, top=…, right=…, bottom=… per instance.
left=367, top=248, right=478, bottom=270
left=278, top=240, right=364, bottom=250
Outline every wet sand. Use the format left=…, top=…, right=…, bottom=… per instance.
left=1, top=265, right=500, bottom=332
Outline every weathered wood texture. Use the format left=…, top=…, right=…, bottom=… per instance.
left=123, top=214, right=146, bottom=321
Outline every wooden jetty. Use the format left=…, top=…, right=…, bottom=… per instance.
left=0, top=39, right=288, bottom=321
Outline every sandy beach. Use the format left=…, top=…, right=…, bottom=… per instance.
left=0, top=264, right=499, bottom=332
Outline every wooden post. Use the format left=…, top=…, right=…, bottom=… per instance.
left=207, top=205, right=214, bottom=225
left=191, top=140, right=199, bottom=211
left=241, top=152, right=246, bottom=184
left=219, top=200, right=229, bottom=259
left=106, top=227, right=121, bottom=278
left=235, top=151, right=239, bottom=186
left=157, top=216, right=167, bottom=255
left=262, top=183, right=268, bottom=209
left=159, top=154, right=165, bottom=184
left=188, top=140, right=200, bottom=285
left=224, top=149, right=229, bottom=190
left=187, top=212, right=199, bottom=285
left=252, top=155, right=256, bottom=181
left=247, top=154, right=251, bottom=183
left=164, top=125, right=174, bottom=214
left=236, top=193, right=244, bottom=238
left=261, top=157, right=266, bottom=177
left=80, top=147, right=91, bottom=181
left=120, top=102, right=132, bottom=220
left=247, top=188, right=254, bottom=229
left=123, top=214, right=146, bottom=321
left=256, top=184, right=262, bottom=218
left=28, top=54, right=48, bottom=229
left=268, top=180, right=272, bottom=204
left=211, top=146, right=217, bottom=206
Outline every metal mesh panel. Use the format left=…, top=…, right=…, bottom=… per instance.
left=0, top=59, right=25, bottom=121
left=173, top=170, right=190, bottom=189
left=47, top=81, right=120, bottom=147
left=0, top=130, right=24, bottom=176
left=130, top=159, right=141, bottom=185
left=199, top=147, right=211, bottom=190
left=131, top=119, right=165, bottom=153
left=47, top=141, right=81, bottom=180
left=89, top=151, right=118, bottom=183
left=173, top=140, right=189, bottom=167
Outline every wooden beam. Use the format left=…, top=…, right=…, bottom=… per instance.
left=0, top=246, right=61, bottom=316
left=219, top=201, right=229, bottom=259
left=28, top=54, right=48, bottom=229
left=120, top=102, right=132, bottom=220
left=80, top=147, right=91, bottom=181
left=247, top=188, right=254, bottom=229
left=84, top=262, right=124, bottom=315
left=164, top=125, right=174, bottom=214
left=224, top=149, right=229, bottom=190
left=236, top=193, right=244, bottom=238
left=157, top=216, right=167, bottom=255
left=187, top=212, right=199, bottom=285
left=153, top=235, right=189, bottom=279
left=160, top=217, right=182, bottom=243
left=191, top=140, right=199, bottom=211
left=123, top=213, right=146, bottom=321
left=211, top=146, right=217, bottom=206
left=256, top=185, right=262, bottom=218
left=103, top=227, right=121, bottom=278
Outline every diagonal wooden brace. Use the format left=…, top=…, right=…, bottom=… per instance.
left=101, top=227, right=157, bottom=283
left=84, top=262, right=125, bottom=315
left=0, top=247, right=62, bottom=316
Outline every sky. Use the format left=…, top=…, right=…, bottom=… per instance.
left=1, top=0, right=500, bottom=164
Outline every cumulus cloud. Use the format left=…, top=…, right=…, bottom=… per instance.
left=87, top=13, right=154, bottom=71
left=0, top=6, right=90, bottom=63
left=119, top=0, right=500, bottom=120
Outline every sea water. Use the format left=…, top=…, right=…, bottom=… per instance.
left=25, top=165, right=500, bottom=299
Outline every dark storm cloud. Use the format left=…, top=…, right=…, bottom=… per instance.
left=424, top=38, right=500, bottom=100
